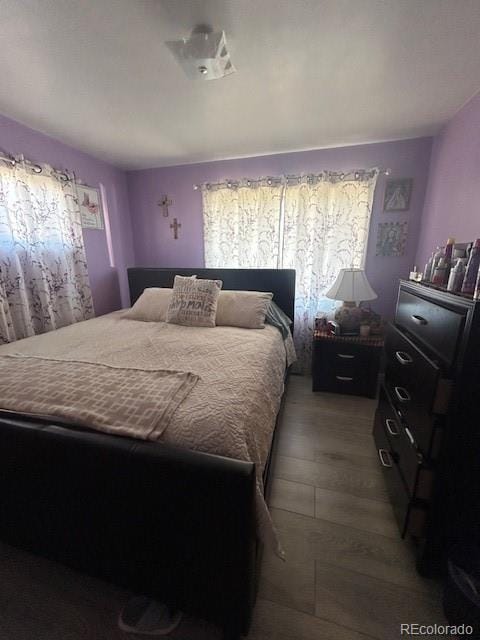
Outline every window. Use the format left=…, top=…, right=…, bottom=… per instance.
left=202, top=171, right=378, bottom=368
left=0, top=160, right=93, bottom=343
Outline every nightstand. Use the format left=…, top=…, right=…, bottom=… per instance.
left=312, top=331, right=383, bottom=398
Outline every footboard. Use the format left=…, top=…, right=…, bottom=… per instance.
left=0, top=414, right=257, bottom=636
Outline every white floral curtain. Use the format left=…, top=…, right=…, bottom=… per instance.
left=282, top=173, right=378, bottom=368
left=202, top=171, right=378, bottom=371
left=202, top=181, right=284, bottom=267
left=0, top=160, right=94, bottom=344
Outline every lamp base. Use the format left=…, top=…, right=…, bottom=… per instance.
left=334, top=301, right=362, bottom=335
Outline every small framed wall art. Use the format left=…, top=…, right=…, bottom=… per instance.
left=77, top=183, right=104, bottom=230
left=383, top=178, right=413, bottom=212
left=376, top=221, right=408, bottom=257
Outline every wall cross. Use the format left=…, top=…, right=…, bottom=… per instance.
left=170, top=217, right=181, bottom=240
left=158, top=195, right=172, bottom=217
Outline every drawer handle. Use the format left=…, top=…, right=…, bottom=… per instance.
left=404, top=426, right=416, bottom=447
left=394, top=386, right=411, bottom=403
left=385, top=418, right=399, bottom=436
left=404, top=428, right=423, bottom=463
left=411, top=314, right=428, bottom=326
left=337, top=353, right=355, bottom=359
left=378, top=448, right=392, bottom=468
left=336, top=375, right=354, bottom=381
left=395, top=350, right=413, bottom=365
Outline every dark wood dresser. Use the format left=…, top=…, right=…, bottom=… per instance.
left=374, top=280, right=480, bottom=574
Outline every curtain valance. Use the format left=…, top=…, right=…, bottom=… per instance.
left=198, top=168, right=380, bottom=192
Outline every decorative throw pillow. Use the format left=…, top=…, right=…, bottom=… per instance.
left=122, top=288, right=172, bottom=322
left=216, top=290, right=273, bottom=329
left=166, top=276, right=222, bottom=327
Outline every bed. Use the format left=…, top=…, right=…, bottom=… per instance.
left=0, top=267, right=295, bottom=639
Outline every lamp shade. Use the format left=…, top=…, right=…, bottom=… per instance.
left=325, top=268, right=377, bottom=302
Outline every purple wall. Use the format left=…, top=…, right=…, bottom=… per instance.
left=416, top=92, right=480, bottom=269
left=0, top=111, right=437, bottom=321
left=0, top=114, right=134, bottom=314
left=127, top=138, right=432, bottom=319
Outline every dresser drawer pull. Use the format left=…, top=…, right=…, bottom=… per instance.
left=336, top=375, right=354, bottom=382
left=395, top=350, right=413, bottom=365
left=378, top=448, right=392, bottom=468
left=385, top=418, right=399, bottom=436
left=394, top=386, right=411, bottom=403
left=337, top=353, right=355, bottom=359
left=411, top=314, right=428, bottom=326
left=404, top=426, right=416, bottom=447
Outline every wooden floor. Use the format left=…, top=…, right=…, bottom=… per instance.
left=0, top=375, right=447, bottom=639
left=249, top=374, right=447, bottom=640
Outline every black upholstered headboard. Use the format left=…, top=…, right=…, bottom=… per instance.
left=127, top=268, right=296, bottom=323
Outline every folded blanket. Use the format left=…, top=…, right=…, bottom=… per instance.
left=0, top=354, right=198, bottom=440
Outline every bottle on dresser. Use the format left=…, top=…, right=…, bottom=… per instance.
left=429, top=246, right=445, bottom=282
left=461, top=239, right=480, bottom=295
left=432, top=258, right=448, bottom=286
left=423, top=251, right=435, bottom=282
left=443, top=237, right=455, bottom=283
left=474, top=264, right=480, bottom=300
left=447, top=259, right=466, bottom=293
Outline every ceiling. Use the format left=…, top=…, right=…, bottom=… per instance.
left=1, top=0, right=480, bottom=169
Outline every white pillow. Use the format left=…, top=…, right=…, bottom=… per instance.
left=122, top=288, right=172, bottom=322
left=216, top=290, right=273, bottom=329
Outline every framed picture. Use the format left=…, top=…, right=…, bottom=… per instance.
left=383, top=178, right=413, bottom=212
left=77, top=184, right=104, bottom=230
left=376, top=222, right=408, bottom=257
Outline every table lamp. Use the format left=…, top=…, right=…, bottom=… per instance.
left=325, top=268, right=377, bottom=335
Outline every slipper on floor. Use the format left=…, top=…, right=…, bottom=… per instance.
left=118, top=596, right=183, bottom=636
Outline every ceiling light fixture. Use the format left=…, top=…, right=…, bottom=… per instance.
left=166, top=28, right=235, bottom=81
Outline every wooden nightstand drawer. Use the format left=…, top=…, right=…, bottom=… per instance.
left=326, top=372, right=366, bottom=395
left=314, top=368, right=365, bottom=395
left=312, top=335, right=382, bottom=397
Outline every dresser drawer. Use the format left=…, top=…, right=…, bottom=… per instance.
left=373, top=403, right=428, bottom=539
left=377, top=385, right=434, bottom=501
left=373, top=408, right=409, bottom=535
left=377, top=385, right=419, bottom=495
left=395, top=288, right=466, bottom=366
left=384, top=324, right=444, bottom=454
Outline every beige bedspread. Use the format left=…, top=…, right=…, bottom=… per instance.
left=0, top=312, right=293, bottom=556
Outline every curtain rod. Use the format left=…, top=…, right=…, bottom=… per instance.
left=192, top=167, right=391, bottom=190
left=0, top=149, right=71, bottom=182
